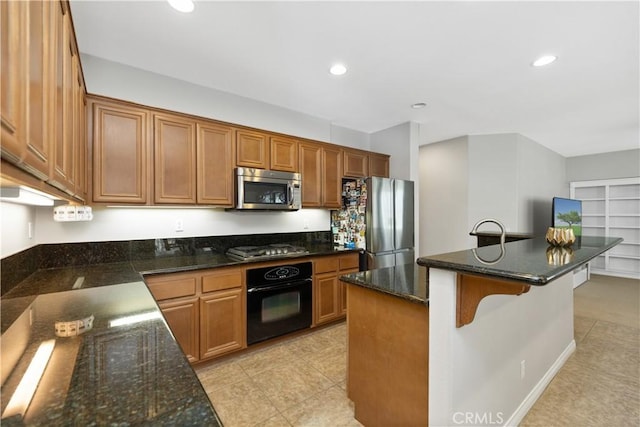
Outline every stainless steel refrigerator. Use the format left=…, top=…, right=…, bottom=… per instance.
left=331, top=176, right=415, bottom=269
left=365, top=177, right=415, bottom=269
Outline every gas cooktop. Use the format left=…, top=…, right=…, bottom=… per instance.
left=226, top=244, right=309, bottom=261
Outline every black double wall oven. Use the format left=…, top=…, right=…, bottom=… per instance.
left=246, top=261, right=312, bottom=345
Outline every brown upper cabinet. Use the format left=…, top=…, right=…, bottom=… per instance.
left=1, top=0, right=86, bottom=201
left=269, top=135, right=298, bottom=172
left=154, top=113, right=197, bottom=204
left=91, top=99, right=151, bottom=204
left=1, top=0, right=27, bottom=165
left=343, top=148, right=369, bottom=178
left=22, top=0, right=51, bottom=181
left=299, top=142, right=322, bottom=207
left=369, top=152, right=390, bottom=178
left=89, top=97, right=390, bottom=207
left=197, top=123, right=235, bottom=206
left=322, top=145, right=342, bottom=208
left=236, top=129, right=268, bottom=169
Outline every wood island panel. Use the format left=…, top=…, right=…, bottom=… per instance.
left=346, top=283, right=429, bottom=427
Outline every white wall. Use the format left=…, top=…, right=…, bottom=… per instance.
left=429, top=269, right=575, bottom=426
left=370, top=122, right=411, bottom=180
left=516, top=134, right=568, bottom=234
left=566, top=148, right=640, bottom=182
left=468, top=134, right=519, bottom=233
left=0, top=202, right=37, bottom=258
left=81, top=54, right=370, bottom=150
left=419, top=133, right=567, bottom=256
left=419, top=136, right=470, bottom=255
left=34, top=206, right=330, bottom=244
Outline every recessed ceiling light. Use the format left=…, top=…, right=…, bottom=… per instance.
left=411, top=102, right=427, bottom=109
left=329, top=63, right=347, bottom=76
left=532, top=55, right=557, bottom=67
left=168, top=0, right=194, bottom=13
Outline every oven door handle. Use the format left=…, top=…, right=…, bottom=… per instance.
left=247, top=279, right=311, bottom=294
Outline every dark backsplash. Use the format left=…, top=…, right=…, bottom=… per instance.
left=1, top=231, right=331, bottom=296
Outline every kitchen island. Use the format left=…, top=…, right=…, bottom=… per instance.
left=341, top=236, right=621, bottom=427
left=417, top=235, right=622, bottom=426
left=340, top=263, right=428, bottom=427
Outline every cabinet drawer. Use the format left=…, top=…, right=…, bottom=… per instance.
left=315, top=256, right=339, bottom=274
left=339, top=253, right=360, bottom=271
left=202, top=268, right=243, bottom=293
left=146, top=274, right=198, bottom=301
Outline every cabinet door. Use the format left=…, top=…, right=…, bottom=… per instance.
left=201, top=267, right=243, bottom=293
left=0, top=0, right=26, bottom=163
left=159, top=298, right=199, bottom=363
left=200, top=288, right=246, bottom=360
left=92, top=99, right=150, bottom=203
left=369, top=153, right=390, bottom=178
left=236, top=129, right=268, bottom=169
left=154, top=114, right=196, bottom=204
left=146, top=272, right=198, bottom=301
left=73, top=69, right=87, bottom=201
left=322, top=146, right=342, bottom=208
left=338, top=268, right=359, bottom=316
left=197, top=122, right=235, bottom=206
left=49, top=8, right=75, bottom=193
left=21, top=0, right=51, bottom=180
left=299, top=142, right=322, bottom=207
left=343, top=148, right=368, bottom=178
left=270, top=135, right=298, bottom=172
left=315, top=273, right=339, bottom=325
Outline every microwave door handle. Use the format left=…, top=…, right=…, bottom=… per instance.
left=288, top=183, right=293, bottom=207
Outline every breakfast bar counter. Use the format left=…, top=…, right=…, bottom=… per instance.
left=416, top=235, right=622, bottom=426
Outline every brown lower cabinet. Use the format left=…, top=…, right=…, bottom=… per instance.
left=313, top=252, right=360, bottom=326
left=347, top=283, right=429, bottom=426
left=158, top=297, right=199, bottom=363
left=145, top=265, right=246, bottom=364
left=200, top=287, right=245, bottom=359
left=146, top=253, right=360, bottom=363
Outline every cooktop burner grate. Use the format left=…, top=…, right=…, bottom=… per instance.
left=226, top=244, right=309, bottom=260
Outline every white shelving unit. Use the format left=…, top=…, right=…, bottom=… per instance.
left=571, top=177, right=640, bottom=279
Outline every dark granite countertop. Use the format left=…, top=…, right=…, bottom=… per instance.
left=1, top=241, right=358, bottom=425
left=134, top=243, right=360, bottom=276
left=0, top=282, right=220, bottom=426
left=340, top=263, right=428, bottom=305
left=417, top=235, right=623, bottom=285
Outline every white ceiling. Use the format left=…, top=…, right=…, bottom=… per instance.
left=69, top=0, right=639, bottom=157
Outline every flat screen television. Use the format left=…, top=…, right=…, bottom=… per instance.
left=552, top=197, right=582, bottom=236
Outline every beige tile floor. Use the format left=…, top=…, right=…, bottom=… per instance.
left=195, top=274, right=639, bottom=427
left=521, top=274, right=640, bottom=426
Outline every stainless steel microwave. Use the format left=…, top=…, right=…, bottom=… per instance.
left=235, top=168, right=302, bottom=210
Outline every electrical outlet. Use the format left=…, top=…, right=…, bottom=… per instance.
left=303, top=220, right=309, bottom=230
left=175, top=219, right=184, bottom=232
left=28, top=222, right=33, bottom=239
left=520, top=360, right=526, bottom=379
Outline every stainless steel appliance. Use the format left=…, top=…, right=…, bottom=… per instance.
left=332, top=177, right=414, bottom=269
left=246, top=261, right=312, bottom=345
left=365, top=177, right=415, bottom=269
left=226, top=244, right=309, bottom=261
left=234, top=168, right=301, bottom=210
